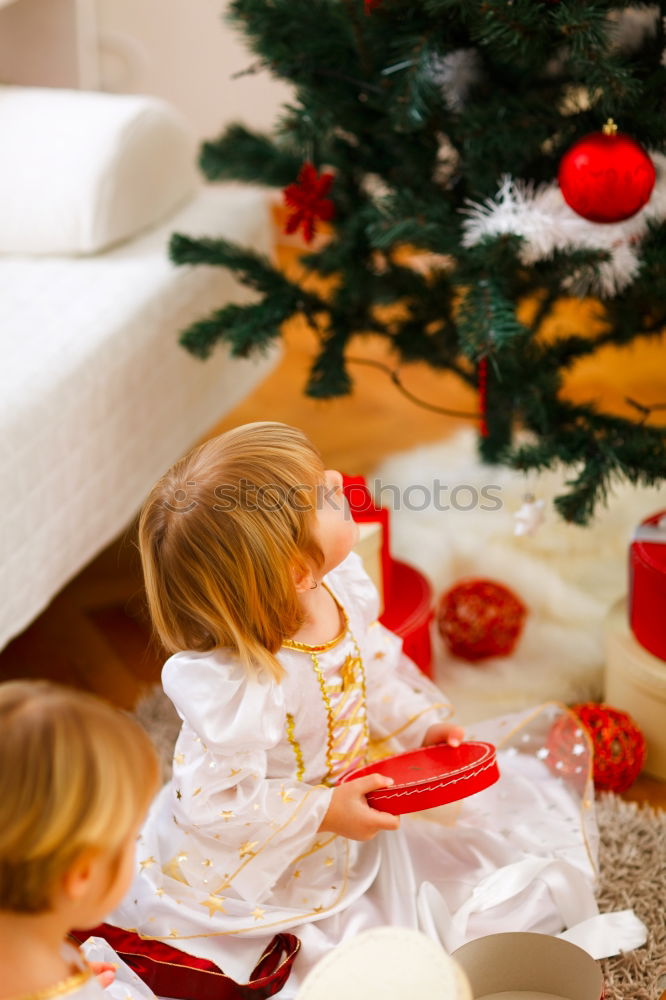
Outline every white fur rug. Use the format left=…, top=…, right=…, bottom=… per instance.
left=371, top=429, right=666, bottom=724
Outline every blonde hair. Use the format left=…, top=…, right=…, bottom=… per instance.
left=139, top=421, right=325, bottom=681
left=0, top=680, right=159, bottom=913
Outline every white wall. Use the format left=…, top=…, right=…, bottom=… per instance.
left=0, top=0, right=83, bottom=89
left=94, top=0, right=291, bottom=139
left=0, top=0, right=289, bottom=137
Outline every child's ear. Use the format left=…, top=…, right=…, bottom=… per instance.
left=292, top=562, right=315, bottom=593
left=61, top=847, right=99, bottom=902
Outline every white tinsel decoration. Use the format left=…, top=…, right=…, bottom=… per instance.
left=461, top=153, right=666, bottom=297
left=429, top=49, right=482, bottom=112
left=514, top=495, right=546, bottom=537
left=610, top=6, right=660, bottom=55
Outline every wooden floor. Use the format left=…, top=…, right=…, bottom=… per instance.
left=0, top=233, right=665, bottom=809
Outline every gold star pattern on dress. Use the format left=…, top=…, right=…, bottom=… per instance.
left=216, top=873, right=231, bottom=891
left=176, top=789, right=182, bottom=800
left=221, top=810, right=234, bottom=821
left=155, top=888, right=165, bottom=897
left=202, top=858, right=213, bottom=867
left=239, top=840, right=258, bottom=859
left=340, top=653, right=360, bottom=690
left=313, top=905, right=324, bottom=913
left=293, top=869, right=301, bottom=879
left=280, top=784, right=294, bottom=803
left=200, top=894, right=226, bottom=917
left=139, top=856, right=155, bottom=870
left=169, top=930, right=179, bottom=938
left=163, top=857, right=190, bottom=885
left=193, top=787, right=202, bottom=797
left=173, top=753, right=185, bottom=765
left=324, top=857, right=334, bottom=867
left=177, top=851, right=188, bottom=863
left=252, top=907, right=265, bottom=921
left=229, top=767, right=242, bottom=777
left=373, top=650, right=386, bottom=660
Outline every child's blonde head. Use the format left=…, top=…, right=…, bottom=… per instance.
left=0, top=680, right=159, bottom=913
left=139, top=421, right=326, bottom=680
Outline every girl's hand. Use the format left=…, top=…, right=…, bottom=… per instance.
left=422, top=722, right=465, bottom=748
left=319, top=774, right=400, bottom=841
left=89, top=962, right=117, bottom=989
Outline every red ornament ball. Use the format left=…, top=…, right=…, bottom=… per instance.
left=558, top=120, right=655, bottom=223
left=437, top=579, right=527, bottom=661
left=567, top=703, right=646, bottom=793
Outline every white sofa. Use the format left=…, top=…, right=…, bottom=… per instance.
left=0, top=87, right=281, bottom=648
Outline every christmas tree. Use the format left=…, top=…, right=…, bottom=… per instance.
left=170, top=0, right=666, bottom=523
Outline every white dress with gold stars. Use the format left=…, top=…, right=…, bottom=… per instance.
left=110, top=552, right=640, bottom=996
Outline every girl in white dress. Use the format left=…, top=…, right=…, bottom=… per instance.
left=0, top=680, right=159, bottom=1000
left=111, top=421, right=643, bottom=997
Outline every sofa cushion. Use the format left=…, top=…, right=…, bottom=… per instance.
left=0, top=86, right=199, bottom=255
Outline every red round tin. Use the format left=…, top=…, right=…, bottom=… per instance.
left=341, top=741, right=500, bottom=815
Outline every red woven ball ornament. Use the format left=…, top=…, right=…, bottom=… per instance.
left=437, top=579, right=527, bottom=661
left=554, top=703, right=646, bottom=794
left=558, top=119, right=655, bottom=223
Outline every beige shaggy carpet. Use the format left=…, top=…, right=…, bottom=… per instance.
left=134, top=687, right=665, bottom=999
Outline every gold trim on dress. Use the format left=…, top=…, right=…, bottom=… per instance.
left=371, top=701, right=452, bottom=748
left=308, top=649, right=336, bottom=778
left=282, top=584, right=348, bottom=652
left=283, top=589, right=371, bottom=784
left=12, top=967, right=92, bottom=1000
left=289, top=833, right=338, bottom=867
left=285, top=712, right=306, bottom=781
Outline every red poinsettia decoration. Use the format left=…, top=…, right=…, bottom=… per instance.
left=364, top=0, right=382, bottom=11
left=283, top=162, right=335, bottom=244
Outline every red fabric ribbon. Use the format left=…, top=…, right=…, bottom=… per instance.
left=71, top=924, right=300, bottom=1000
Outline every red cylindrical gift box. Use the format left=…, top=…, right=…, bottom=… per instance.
left=380, top=559, right=433, bottom=677
left=629, top=510, right=666, bottom=661
left=343, top=475, right=433, bottom=676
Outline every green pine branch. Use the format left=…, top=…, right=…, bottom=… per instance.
left=199, top=124, right=301, bottom=186
left=512, top=402, right=666, bottom=524
left=170, top=0, right=666, bottom=522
